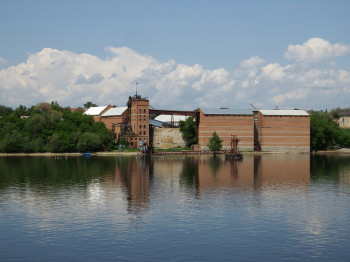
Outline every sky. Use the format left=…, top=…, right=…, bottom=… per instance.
left=0, top=0, right=349, bottom=110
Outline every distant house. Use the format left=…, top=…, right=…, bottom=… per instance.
left=258, top=110, right=310, bottom=152
left=339, top=108, right=350, bottom=128
left=197, top=108, right=255, bottom=151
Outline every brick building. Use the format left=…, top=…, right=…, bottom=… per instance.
left=84, top=95, right=150, bottom=148
left=257, top=110, right=310, bottom=152
left=84, top=105, right=112, bottom=122
left=100, top=107, right=128, bottom=138
left=197, top=108, right=255, bottom=151
left=125, top=95, right=150, bottom=147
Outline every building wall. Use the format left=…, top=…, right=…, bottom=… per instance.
left=197, top=110, right=254, bottom=151
left=101, top=115, right=125, bottom=130
left=128, top=97, right=150, bottom=146
left=153, top=127, right=186, bottom=149
left=258, top=112, right=310, bottom=152
left=339, top=116, right=350, bottom=128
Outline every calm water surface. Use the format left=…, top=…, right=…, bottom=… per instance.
left=0, top=154, right=350, bottom=261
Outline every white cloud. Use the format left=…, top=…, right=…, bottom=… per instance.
left=0, top=37, right=350, bottom=110
left=0, top=57, right=8, bottom=68
left=284, top=37, right=350, bottom=63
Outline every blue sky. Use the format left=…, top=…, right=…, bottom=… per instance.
left=0, top=0, right=350, bottom=110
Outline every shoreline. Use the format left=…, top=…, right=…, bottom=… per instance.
left=0, top=148, right=349, bottom=157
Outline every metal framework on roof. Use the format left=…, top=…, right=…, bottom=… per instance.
left=149, top=109, right=195, bottom=117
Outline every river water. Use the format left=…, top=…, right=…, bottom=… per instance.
left=0, top=154, right=350, bottom=261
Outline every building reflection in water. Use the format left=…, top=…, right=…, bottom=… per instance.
left=111, top=157, right=151, bottom=215
left=110, top=154, right=310, bottom=212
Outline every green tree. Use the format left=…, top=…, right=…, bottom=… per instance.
left=34, top=102, right=51, bottom=113
left=308, top=111, right=350, bottom=151
left=208, top=131, right=222, bottom=156
left=0, top=105, right=13, bottom=116
left=84, top=101, right=98, bottom=109
left=179, top=116, right=197, bottom=146
left=77, top=132, right=103, bottom=152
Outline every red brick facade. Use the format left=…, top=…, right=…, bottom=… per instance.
left=258, top=111, right=310, bottom=152
left=197, top=108, right=255, bottom=151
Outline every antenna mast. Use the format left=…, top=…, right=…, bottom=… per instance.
left=136, top=81, right=138, bottom=97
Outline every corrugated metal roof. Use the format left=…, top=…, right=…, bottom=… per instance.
left=84, top=106, right=108, bottom=116
left=101, top=107, right=128, bottom=117
left=149, top=118, right=163, bottom=127
left=259, top=109, right=309, bottom=116
left=200, top=108, right=253, bottom=115
left=155, top=115, right=189, bottom=122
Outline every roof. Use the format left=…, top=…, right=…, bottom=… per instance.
left=84, top=106, right=108, bottom=116
left=101, top=107, right=128, bottom=117
left=200, top=108, right=253, bottom=115
left=259, top=109, right=309, bottom=116
left=155, top=114, right=189, bottom=122
left=339, top=108, right=350, bottom=116
left=149, top=118, right=163, bottom=127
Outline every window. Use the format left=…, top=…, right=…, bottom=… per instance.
left=139, top=125, right=142, bottom=129
left=143, top=131, right=146, bottom=135
left=143, top=125, right=146, bottom=129
left=143, top=109, right=146, bottom=113
left=139, top=131, right=142, bottom=135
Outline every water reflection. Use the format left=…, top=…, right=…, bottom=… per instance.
left=1, top=154, right=350, bottom=261
left=0, top=154, right=313, bottom=204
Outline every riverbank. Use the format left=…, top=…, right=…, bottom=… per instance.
left=0, top=148, right=349, bottom=157
left=0, top=152, right=139, bottom=157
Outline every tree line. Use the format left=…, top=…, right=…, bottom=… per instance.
left=0, top=102, right=114, bottom=153
left=310, top=110, right=350, bottom=151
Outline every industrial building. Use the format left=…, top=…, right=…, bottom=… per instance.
left=85, top=93, right=310, bottom=152
left=257, top=110, right=310, bottom=152
left=196, top=108, right=255, bottom=151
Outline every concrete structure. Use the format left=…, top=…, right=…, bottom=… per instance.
left=197, top=108, right=254, bottom=151
left=152, top=127, right=186, bottom=149
left=339, top=108, right=350, bottom=128
left=257, top=110, right=310, bottom=152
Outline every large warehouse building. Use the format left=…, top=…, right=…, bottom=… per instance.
left=196, top=108, right=255, bottom=151
left=257, top=110, right=310, bottom=152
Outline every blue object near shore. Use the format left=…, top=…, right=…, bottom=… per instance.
left=82, top=153, right=91, bottom=158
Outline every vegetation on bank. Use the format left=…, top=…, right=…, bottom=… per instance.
left=179, top=116, right=197, bottom=146
left=0, top=102, right=114, bottom=153
left=310, top=110, right=350, bottom=151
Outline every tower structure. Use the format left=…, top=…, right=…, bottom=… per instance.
left=125, top=94, right=150, bottom=148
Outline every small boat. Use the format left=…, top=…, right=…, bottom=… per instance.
left=82, top=153, right=91, bottom=158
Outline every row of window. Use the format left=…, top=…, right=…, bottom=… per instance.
left=132, top=108, right=148, bottom=113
